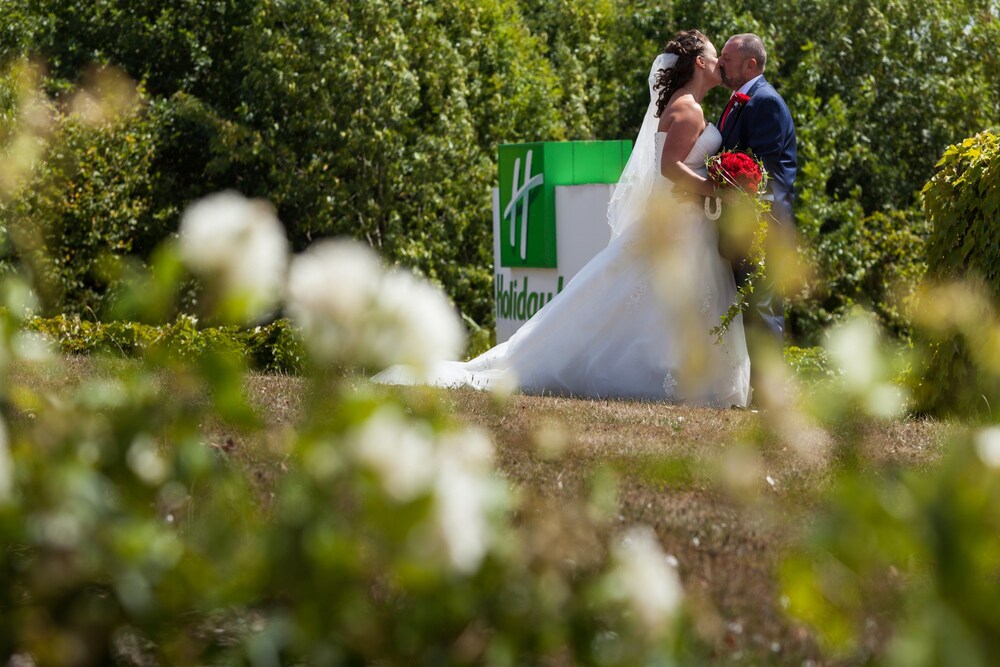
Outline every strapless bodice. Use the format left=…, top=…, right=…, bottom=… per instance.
left=655, top=123, right=722, bottom=178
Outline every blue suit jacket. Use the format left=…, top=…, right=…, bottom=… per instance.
left=719, top=77, right=797, bottom=225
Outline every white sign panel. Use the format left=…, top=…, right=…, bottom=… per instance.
left=492, top=184, right=614, bottom=343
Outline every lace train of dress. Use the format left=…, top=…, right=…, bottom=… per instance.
left=374, top=123, right=750, bottom=407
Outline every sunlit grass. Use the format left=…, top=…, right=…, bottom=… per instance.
left=8, top=356, right=948, bottom=666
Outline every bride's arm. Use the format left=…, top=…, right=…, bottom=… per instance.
left=658, top=105, right=716, bottom=198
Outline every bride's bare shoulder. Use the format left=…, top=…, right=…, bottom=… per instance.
left=657, top=94, right=706, bottom=132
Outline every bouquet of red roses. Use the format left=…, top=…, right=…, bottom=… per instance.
left=706, top=149, right=768, bottom=195
left=703, top=150, right=770, bottom=339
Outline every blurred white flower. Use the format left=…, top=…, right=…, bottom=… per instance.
left=127, top=435, right=169, bottom=486
left=286, top=238, right=465, bottom=369
left=286, top=239, right=382, bottom=362
left=348, top=409, right=504, bottom=574
left=12, top=330, right=54, bottom=362
left=303, top=438, right=343, bottom=482
left=433, top=463, right=492, bottom=573
left=368, top=269, right=465, bottom=370
left=975, top=427, right=1000, bottom=468
left=0, top=418, right=12, bottom=502
left=350, top=407, right=436, bottom=502
left=431, top=428, right=504, bottom=573
left=488, top=368, right=520, bottom=398
left=610, top=525, right=684, bottom=636
left=0, top=277, right=40, bottom=322
left=826, top=315, right=879, bottom=391
left=179, top=191, right=289, bottom=321
left=36, top=512, right=84, bottom=549
left=825, top=312, right=908, bottom=418
left=68, top=65, right=137, bottom=125
left=437, top=426, right=495, bottom=472
left=866, top=383, right=907, bottom=419
left=532, top=419, right=569, bottom=460
left=717, top=445, right=764, bottom=498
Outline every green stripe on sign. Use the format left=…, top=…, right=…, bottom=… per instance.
left=497, top=140, right=632, bottom=269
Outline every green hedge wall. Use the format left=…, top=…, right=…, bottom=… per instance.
left=27, top=315, right=306, bottom=373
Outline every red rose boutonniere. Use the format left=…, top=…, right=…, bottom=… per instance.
left=733, top=92, right=751, bottom=106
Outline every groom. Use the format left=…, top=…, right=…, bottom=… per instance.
left=717, top=33, right=797, bottom=390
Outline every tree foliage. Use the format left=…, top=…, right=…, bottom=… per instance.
left=1, top=0, right=997, bottom=342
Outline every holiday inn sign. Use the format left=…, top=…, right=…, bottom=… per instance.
left=492, top=140, right=632, bottom=341
left=497, top=141, right=632, bottom=269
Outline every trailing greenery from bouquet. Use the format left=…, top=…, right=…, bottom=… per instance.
left=705, top=149, right=770, bottom=340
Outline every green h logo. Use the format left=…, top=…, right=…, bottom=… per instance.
left=499, top=144, right=553, bottom=268
left=498, top=141, right=633, bottom=268
left=503, top=149, right=545, bottom=263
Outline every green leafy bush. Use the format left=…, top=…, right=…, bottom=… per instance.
left=914, top=131, right=1000, bottom=416
left=0, top=0, right=584, bottom=332
left=783, top=345, right=836, bottom=382
left=923, top=131, right=1000, bottom=284
left=782, top=429, right=1000, bottom=664
left=2, top=98, right=168, bottom=314
left=27, top=314, right=306, bottom=373
left=791, top=209, right=930, bottom=343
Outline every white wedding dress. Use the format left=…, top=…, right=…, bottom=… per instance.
left=375, top=121, right=751, bottom=407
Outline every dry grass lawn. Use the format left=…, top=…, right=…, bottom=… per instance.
left=11, top=357, right=948, bottom=666
left=433, top=389, right=943, bottom=666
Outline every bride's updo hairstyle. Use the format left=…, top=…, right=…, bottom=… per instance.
left=654, top=29, right=709, bottom=118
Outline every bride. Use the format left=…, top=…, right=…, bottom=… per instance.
left=376, top=30, right=750, bottom=408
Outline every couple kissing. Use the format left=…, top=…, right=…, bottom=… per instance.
left=653, top=29, right=796, bottom=393
left=376, top=29, right=797, bottom=410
